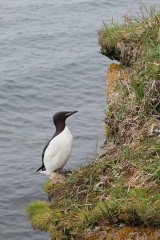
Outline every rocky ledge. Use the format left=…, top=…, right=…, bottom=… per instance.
left=26, top=6, right=160, bottom=240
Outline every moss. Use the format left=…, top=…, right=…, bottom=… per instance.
left=98, top=4, right=160, bottom=66
left=26, top=200, right=51, bottom=230
left=26, top=141, right=160, bottom=238
left=26, top=5, right=160, bottom=239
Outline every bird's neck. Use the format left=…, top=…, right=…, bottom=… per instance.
left=54, top=121, right=66, bottom=137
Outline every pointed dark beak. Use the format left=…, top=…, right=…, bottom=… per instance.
left=71, top=111, right=78, bottom=115
left=66, top=111, right=78, bottom=118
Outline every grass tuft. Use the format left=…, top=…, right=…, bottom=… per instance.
left=26, top=5, right=160, bottom=239
left=26, top=200, right=51, bottom=230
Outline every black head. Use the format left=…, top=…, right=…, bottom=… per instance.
left=53, top=111, right=78, bottom=126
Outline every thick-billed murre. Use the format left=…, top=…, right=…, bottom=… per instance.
left=36, top=111, right=78, bottom=178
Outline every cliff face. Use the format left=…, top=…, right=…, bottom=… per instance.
left=26, top=6, right=160, bottom=240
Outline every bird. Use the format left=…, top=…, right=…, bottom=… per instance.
left=36, top=111, right=78, bottom=178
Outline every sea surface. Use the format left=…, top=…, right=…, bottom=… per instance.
left=0, top=1, right=159, bottom=239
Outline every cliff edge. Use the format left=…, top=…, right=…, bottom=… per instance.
left=27, top=6, right=160, bottom=240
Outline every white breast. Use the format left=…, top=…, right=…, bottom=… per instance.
left=43, top=126, right=73, bottom=175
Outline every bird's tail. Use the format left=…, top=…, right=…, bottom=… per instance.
left=38, top=170, right=49, bottom=176
left=36, top=166, right=49, bottom=176
left=36, top=166, right=43, bottom=172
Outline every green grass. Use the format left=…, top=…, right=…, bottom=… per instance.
left=26, top=5, right=160, bottom=239
left=26, top=200, right=51, bottom=230
left=99, top=4, right=160, bottom=63
left=26, top=140, right=160, bottom=238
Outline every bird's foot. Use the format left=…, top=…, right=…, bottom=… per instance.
left=50, top=172, right=66, bottom=184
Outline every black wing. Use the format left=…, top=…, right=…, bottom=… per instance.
left=36, top=132, right=57, bottom=172
left=36, top=140, right=51, bottom=172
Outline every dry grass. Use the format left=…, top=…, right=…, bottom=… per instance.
left=26, top=5, right=160, bottom=240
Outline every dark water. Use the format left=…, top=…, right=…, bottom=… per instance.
left=0, top=1, right=159, bottom=239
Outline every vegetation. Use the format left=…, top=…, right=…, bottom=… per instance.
left=27, top=5, right=160, bottom=240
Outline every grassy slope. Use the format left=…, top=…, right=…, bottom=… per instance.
left=26, top=6, right=160, bottom=240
